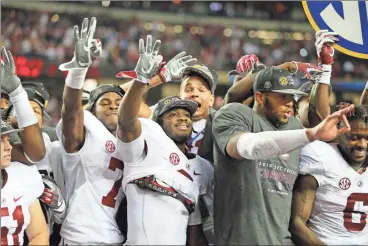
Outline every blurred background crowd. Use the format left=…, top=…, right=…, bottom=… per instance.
left=1, top=1, right=367, bottom=125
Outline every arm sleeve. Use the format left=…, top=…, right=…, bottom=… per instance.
left=117, top=134, right=146, bottom=163
left=212, top=103, right=253, bottom=156
left=299, top=143, right=327, bottom=187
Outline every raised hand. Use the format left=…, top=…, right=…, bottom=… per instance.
left=116, top=35, right=163, bottom=83
left=291, top=61, right=324, bottom=81
left=229, top=54, right=266, bottom=77
left=159, top=51, right=196, bottom=82
left=0, top=46, right=21, bottom=94
left=315, top=30, right=339, bottom=65
left=59, top=17, right=97, bottom=71
left=307, top=104, right=354, bottom=142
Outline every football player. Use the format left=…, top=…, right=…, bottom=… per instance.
left=290, top=105, right=368, bottom=245
left=56, top=17, right=126, bottom=244
left=1, top=120, right=49, bottom=245
left=116, top=36, right=210, bottom=245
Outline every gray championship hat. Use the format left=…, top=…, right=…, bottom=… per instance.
left=183, top=64, right=218, bottom=94
left=253, top=67, right=308, bottom=96
left=151, top=96, right=198, bottom=122
left=85, top=84, right=125, bottom=111
left=1, top=120, right=23, bottom=137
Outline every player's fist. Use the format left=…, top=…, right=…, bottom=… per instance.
left=315, top=30, right=339, bottom=65
left=291, top=61, right=323, bottom=80
left=229, top=54, right=265, bottom=77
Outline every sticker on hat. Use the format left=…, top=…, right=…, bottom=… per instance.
left=264, top=81, right=272, bottom=89
left=279, top=77, right=288, bottom=86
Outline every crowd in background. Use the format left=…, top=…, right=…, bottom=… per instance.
left=2, top=7, right=367, bottom=80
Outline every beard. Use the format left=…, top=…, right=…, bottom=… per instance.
left=264, top=98, right=287, bottom=126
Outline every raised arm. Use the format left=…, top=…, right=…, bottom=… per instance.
left=117, top=35, right=163, bottom=143
left=308, top=30, right=338, bottom=127
left=58, top=17, right=99, bottom=153
left=223, top=105, right=353, bottom=160
left=290, top=175, right=325, bottom=245
left=0, top=47, right=45, bottom=162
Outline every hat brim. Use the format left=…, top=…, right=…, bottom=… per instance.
left=158, top=100, right=199, bottom=119
left=1, top=128, right=23, bottom=136
left=272, top=89, right=308, bottom=96
left=43, top=110, right=52, bottom=121
left=184, top=67, right=215, bottom=93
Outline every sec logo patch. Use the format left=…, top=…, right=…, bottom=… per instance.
left=302, top=1, right=368, bottom=59
left=105, top=140, right=115, bottom=153
left=169, top=153, right=180, bottom=165
left=339, top=177, right=351, bottom=190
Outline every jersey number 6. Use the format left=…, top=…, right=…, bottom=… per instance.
left=343, top=193, right=368, bottom=231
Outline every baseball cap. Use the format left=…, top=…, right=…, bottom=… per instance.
left=151, top=96, right=198, bottom=122
left=22, top=82, right=50, bottom=102
left=183, top=64, right=218, bottom=94
left=85, top=84, right=125, bottom=111
left=1, top=120, right=23, bottom=137
left=253, top=67, right=308, bottom=96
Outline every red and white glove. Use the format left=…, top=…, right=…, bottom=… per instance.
left=40, top=176, right=66, bottom=224
left=228, top=54, right=265, bottom=77
left=291, top=62, right=323, bottom=80
left=159, top=51, right=196, bottom=83
left=315, top=30, right=339, bottom=65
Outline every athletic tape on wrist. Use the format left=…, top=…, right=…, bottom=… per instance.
left=9, top=85, right=38, bottom=128
left=316, top=64, right=332, bottom=85
left=65, top=68, right=88, bottom=89
left=365, top=81, right=368, bottom=90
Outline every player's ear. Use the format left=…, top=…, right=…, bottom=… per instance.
left=254, top=91, right=265, bottom=105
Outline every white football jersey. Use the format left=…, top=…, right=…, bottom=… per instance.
left=118, top=118, right=201, bottom=245
left=1, top=162, right=44, bottom=245
left=35, top=133, right=65, bottom=196
left=56, top=110, right=124, bottom=244
left=300, top=141, right=368, bottom=245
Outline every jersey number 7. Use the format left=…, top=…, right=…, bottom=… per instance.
left=101, top=157, right=124, bottom=208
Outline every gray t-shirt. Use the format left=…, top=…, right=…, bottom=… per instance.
left=212, top=103, right=302, bottom=245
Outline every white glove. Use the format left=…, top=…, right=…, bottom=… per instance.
left=159, top=51, right=196, bottom=82
left=59, top=17, right=97, bottom=71
left=116, top=35, right=163, bottom=84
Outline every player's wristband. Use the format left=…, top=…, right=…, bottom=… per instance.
left=316, top=64, right=332, bottom=85
left=65, top=68, right=88, bottom=89
left=9, top=85, right=38, bottom=128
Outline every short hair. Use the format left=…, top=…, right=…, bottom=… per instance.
left=347, top=105, right=368, bottom=123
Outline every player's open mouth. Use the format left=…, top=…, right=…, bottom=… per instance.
left=176, top=123, right=190, bottom=130
left=352, top=148, right=367, bottom=158
left=284, top=110, right=292, bottom=118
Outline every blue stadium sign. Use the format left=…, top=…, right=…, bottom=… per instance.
left=302, top=1, right=368, bottom=59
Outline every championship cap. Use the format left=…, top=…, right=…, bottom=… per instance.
left=253, top=67, right=308, bottom=96
left=85, top=84, right=125, bottom=111
left=183, top=64, right=218, bottom=94
left=151, top=96, right=198, bottom=122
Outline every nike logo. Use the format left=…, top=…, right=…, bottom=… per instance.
left=193, top=171, right=201, bottom=176
left=13, top=196, right=23, bottom=202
